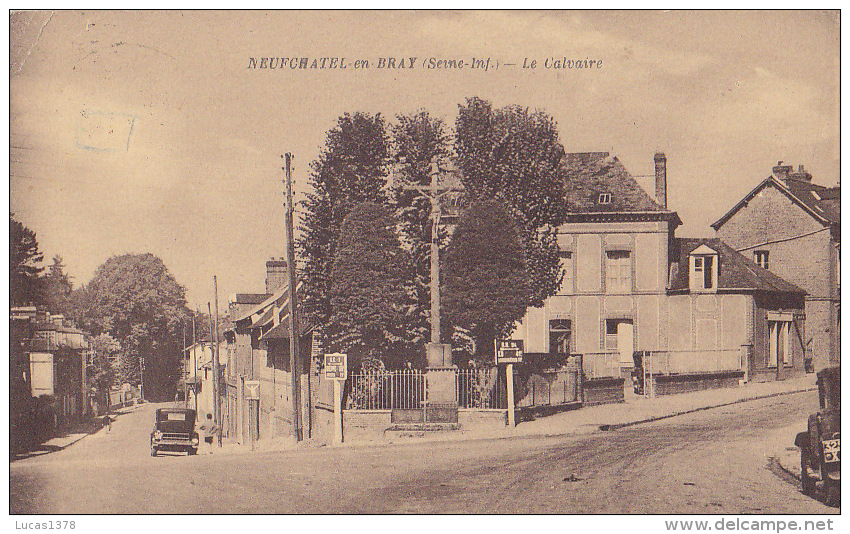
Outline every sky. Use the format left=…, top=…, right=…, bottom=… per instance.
left=9, top=10, right=840, bottom=310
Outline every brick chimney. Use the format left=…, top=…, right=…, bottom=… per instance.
left=789, top=164, right=813, bottom=182
left=654, top=152, right=667, bottom=209
left=772, top=161, right=793, bottom=181
left=265, top=258, right=287, bottom=294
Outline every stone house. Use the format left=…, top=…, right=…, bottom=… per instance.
left=667, top=238, right=807, bottom=384
left=10, top=307, right=91, bottom=426
left=711, top=163, right=840, bottom=371
left=225, top=260, right=313, bottom=445
left=514, top=152, right=807, bottom=394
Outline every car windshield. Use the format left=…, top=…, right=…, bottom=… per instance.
left=155, top=410, right=195, bottom=431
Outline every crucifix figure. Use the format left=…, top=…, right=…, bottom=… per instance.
left=402, top=161, right=464, bottom=347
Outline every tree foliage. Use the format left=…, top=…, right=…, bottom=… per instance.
left=389, top=110, right=452, bottom=350
left=298, top=112, right=390, bottom=331
left=327, top=202, right=416, bottom=369
left=443, top=200, right=529, bottom=362
left=77, top=253, right=189, bottom=400
left=10, top=213, right=44, bottom=306
left=454, top=97, right=568, bottom=306
left=43, top=255, right=75, bottom=317
left=88, top=333, right=120, bottom=408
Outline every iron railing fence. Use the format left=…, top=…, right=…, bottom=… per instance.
left=456, top=367, right=506, bottom=409
left=347, top=368, right=507, bottom=410
left=520, top=370, right=580, bottom=407
left=347, top=369, right=425, bottom=410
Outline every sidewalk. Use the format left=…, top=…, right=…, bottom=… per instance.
left=218, top=374, right=818, bottom=454
left=12, top=402, right=145, bottom=461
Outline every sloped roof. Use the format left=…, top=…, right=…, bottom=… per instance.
left=783, top=178, right=840, bottom=224
left=712, top=176, right=839, bottom=230
left=233, top=293, right=271, bottom=305
left=669, top=238, right=806, bottom=294
left=561, top=152, right=664, bottom=213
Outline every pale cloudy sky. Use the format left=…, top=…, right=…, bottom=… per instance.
left=9, top=10, right=840, bottom=309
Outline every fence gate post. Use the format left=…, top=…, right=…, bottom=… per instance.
left=507, top=363, right=516, bottom=428
left=333, top=379, right=342, bottom=444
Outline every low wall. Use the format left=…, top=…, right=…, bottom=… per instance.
left=459, top=409, right=506, bottom=432
left=582, top=377, right=625, bottom=406
left=343, top=409, right=391, bottom=442
left=651, top=370, right=745, bottom=396
left=341, top=408, right=508, bottom=442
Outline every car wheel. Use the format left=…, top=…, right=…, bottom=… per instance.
left=800, top=445, right=816, bottom=495
left=188, top=448, right=197, bottom=456
left=821, top=466, right=840, bottom=507
left=150, top=447, right=157, bottom=457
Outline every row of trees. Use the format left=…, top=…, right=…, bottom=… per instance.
left=299, top=97, right=573, bottom=369
left=10, top=214, right=192, bottom=401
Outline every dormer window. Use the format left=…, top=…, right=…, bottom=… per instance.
left=689, top=244, right=719, bottom=291
left=598, top=193, right=612, bottom=204
left=754, top=250, right=769, bottom=270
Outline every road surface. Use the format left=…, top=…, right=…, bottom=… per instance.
left=10, top=391, right=838, bottom=514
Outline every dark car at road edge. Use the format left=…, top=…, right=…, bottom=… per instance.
left=150, top=407, right=199, bottom=456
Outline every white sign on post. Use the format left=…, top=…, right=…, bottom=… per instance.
left=323, top=353, right=348, bottom=445
left=497, top=339, right=524, bottom=364
left=324, top=353, right=348, bottom=381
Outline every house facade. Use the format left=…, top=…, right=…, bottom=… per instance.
left=712, top=163, right=840, bottom=371
left=515, top=153, right=807, bottom=388
left=10, top=307, right=91, bottom=425
left=516, top=152, right=681, bottom=378
left=225, top=260, right=313, bottom=445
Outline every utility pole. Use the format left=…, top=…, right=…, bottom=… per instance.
left=213, top=276, right=222, bottom=447
left=192, top=311, right=197, bottom=412
left=182, top=322, right=187, bottom=406
left=283, top=153, right=303, bottom=442
left=208, top=302, right=218, bottom=441
left=402, top=161, right=463, bottom=346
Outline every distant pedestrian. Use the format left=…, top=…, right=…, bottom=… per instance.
left=102, top=413, right=112, bottom=433
left=198, top=413, right=220, bottom=454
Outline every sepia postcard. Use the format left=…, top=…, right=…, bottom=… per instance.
left=8, top=9, right=841, bottom=526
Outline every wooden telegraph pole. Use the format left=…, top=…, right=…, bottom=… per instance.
left=283, top=153, right=303, bottom=442
left=213, top=275, right=222, bottom=447
left=192, top=311, right=198, bottom=412
left=402, top=161, right=463, bottom=348
left=207, top=302, right=219, bottom=445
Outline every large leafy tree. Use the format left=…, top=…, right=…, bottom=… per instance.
left=443, top=200, right=529, bottom=363
left=389, top=110, right=452, bottom=352
left=298, top=112, right=390, bottom=330
left=327, top=202, right=416, bottom=369
left=77, top=253, right=189, bottom=400
left=10, top=213, right=44, bottom=306
left=454, top=97, right=568, bottom=306
left=88, top=333, right=120, bottom=410
left=43, top=255, right=75, bottom=317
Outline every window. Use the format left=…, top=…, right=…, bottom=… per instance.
left=768, top=320, right=792, bottom=367
left=549, top=320, right=571, bottom=354
left=690, top=253, right=717, bottom=291
left=598, top=193, right=612, bottom=204
left=606, top=250, right=631, bottom=293
left=754, top=251, right=769, bottom=270
left=557, top=251, right=573, bottom=295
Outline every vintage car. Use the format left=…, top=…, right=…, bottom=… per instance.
left=150, top=407, right=199, bottom=456
left=795, top=367, right=840, bottom=506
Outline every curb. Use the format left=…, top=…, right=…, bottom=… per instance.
left=777, top=453, right=802, bottom=481
left=604, top=387, right=816, bottom=431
